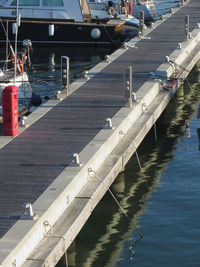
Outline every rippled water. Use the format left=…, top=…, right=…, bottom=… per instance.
left=27, top=46, right=115, bottom=99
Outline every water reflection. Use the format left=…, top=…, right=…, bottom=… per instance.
left=197, top=128, right=200, bottom=151
left=22, top=46, right=115, bottom=98
left=56, top=62, right=200, bottom=267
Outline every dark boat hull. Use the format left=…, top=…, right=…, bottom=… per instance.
left=0, top=19, right=136, bottom=46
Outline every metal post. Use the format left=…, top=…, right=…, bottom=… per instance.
left=184, top=15, right=189, bottom=42
left=6, top=21, right=8, bottom=71
left=124, top=66, right=133, bottom=108
left=61, top=56, right=69, bottom=94
left=139, top=11, right=144, bottom=38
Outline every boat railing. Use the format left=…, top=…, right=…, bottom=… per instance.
left=0, top=58, right=23, bottom=74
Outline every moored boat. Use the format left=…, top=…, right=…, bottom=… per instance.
left=0, top=38, right=42, bottom=121
left=0, top=0, right=139, bottom=46
left=0, top=40, right=32, bottom=119
left=89, top=0, right=141, bottom=27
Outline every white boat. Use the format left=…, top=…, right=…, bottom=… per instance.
left=89, top=0, right=138, bottom=23
left=0, top=67, right=32, bottom=106
left=153, top=0, right=181, bottom=18
left=0, top=0, right=139, bottom=46
left=132, top=0, right=181, bottom=22
left=88, top=0, right=160, bottom=22
left=89, top=0, right=142, bottom=41
left=131, top=0, right=160, bottom=21
left=89, top=0, right=151, bottom=30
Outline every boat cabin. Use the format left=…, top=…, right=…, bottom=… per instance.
left=0, top=0, right=92, bottom=22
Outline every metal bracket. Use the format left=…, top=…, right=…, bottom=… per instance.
left=83, top=70, right=90, bottom=80
left=71, top=153, right=83, bottom=167
left=177, top=42, right=182, bottom=50
left=142, top=103, right=148, bottom=112
left=55, top=90, right=63, bottom=101
left=104, top=118, right=115, bottom=129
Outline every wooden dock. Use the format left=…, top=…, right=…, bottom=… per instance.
left=0, top=0, right=200, bottom=266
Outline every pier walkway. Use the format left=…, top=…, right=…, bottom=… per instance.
left=0, top=0, right=200, bottom=266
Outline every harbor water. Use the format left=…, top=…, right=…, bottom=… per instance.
left=23, top=46, right=116, bottom=99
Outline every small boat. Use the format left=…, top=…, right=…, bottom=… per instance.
left=91, top=0, right=161, bottom=22
left=153, top=0, right=181, bottom=18
left=131, top=0, right=160, bottom=22
left=0, top=0, right=139, bottom=46
left=132, top=0, right=182, bottom=23
left=89, top=0, right=141, bottom=41
left=89, top=0, right=140, bottom=27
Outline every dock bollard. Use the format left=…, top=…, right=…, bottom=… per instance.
left=20, top=115, right=28, bottom=127
left=178, top=43, right=182, bottom=50
left=104, top=118, right=115, bottom=129
left=55, top=90, right=62, bottom=100
left=72, top=153, right=83, bottom=167
left=83, top=70, right=90, bottom=80
left=105, top=55, right=110, bottom=63
left=124, top=66, right=133, bottom=108
left=20, top=202, right=38, bottom=220
left=61, top=56, right=69, bottom=94
left=132, top=92, right=138, bottom=103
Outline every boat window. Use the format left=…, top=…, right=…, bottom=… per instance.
left=11, top=0, right=40, bottom=5
left=42, top=0, right=64, bottom=6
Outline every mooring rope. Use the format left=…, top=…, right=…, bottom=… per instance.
left=88, top=168, right=143, bottom=239
left=43, top=220, right=68, bottom=267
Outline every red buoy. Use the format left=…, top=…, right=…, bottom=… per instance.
left=2, top=85, right=19, bottom=136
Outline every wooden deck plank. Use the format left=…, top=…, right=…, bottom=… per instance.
left=0, top=0, right=199, bottom=238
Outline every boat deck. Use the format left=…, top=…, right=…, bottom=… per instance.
left=0, top=0, right=199, bottom=240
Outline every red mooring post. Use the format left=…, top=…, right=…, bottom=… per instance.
left=2, top=85, right=19, bottom=136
